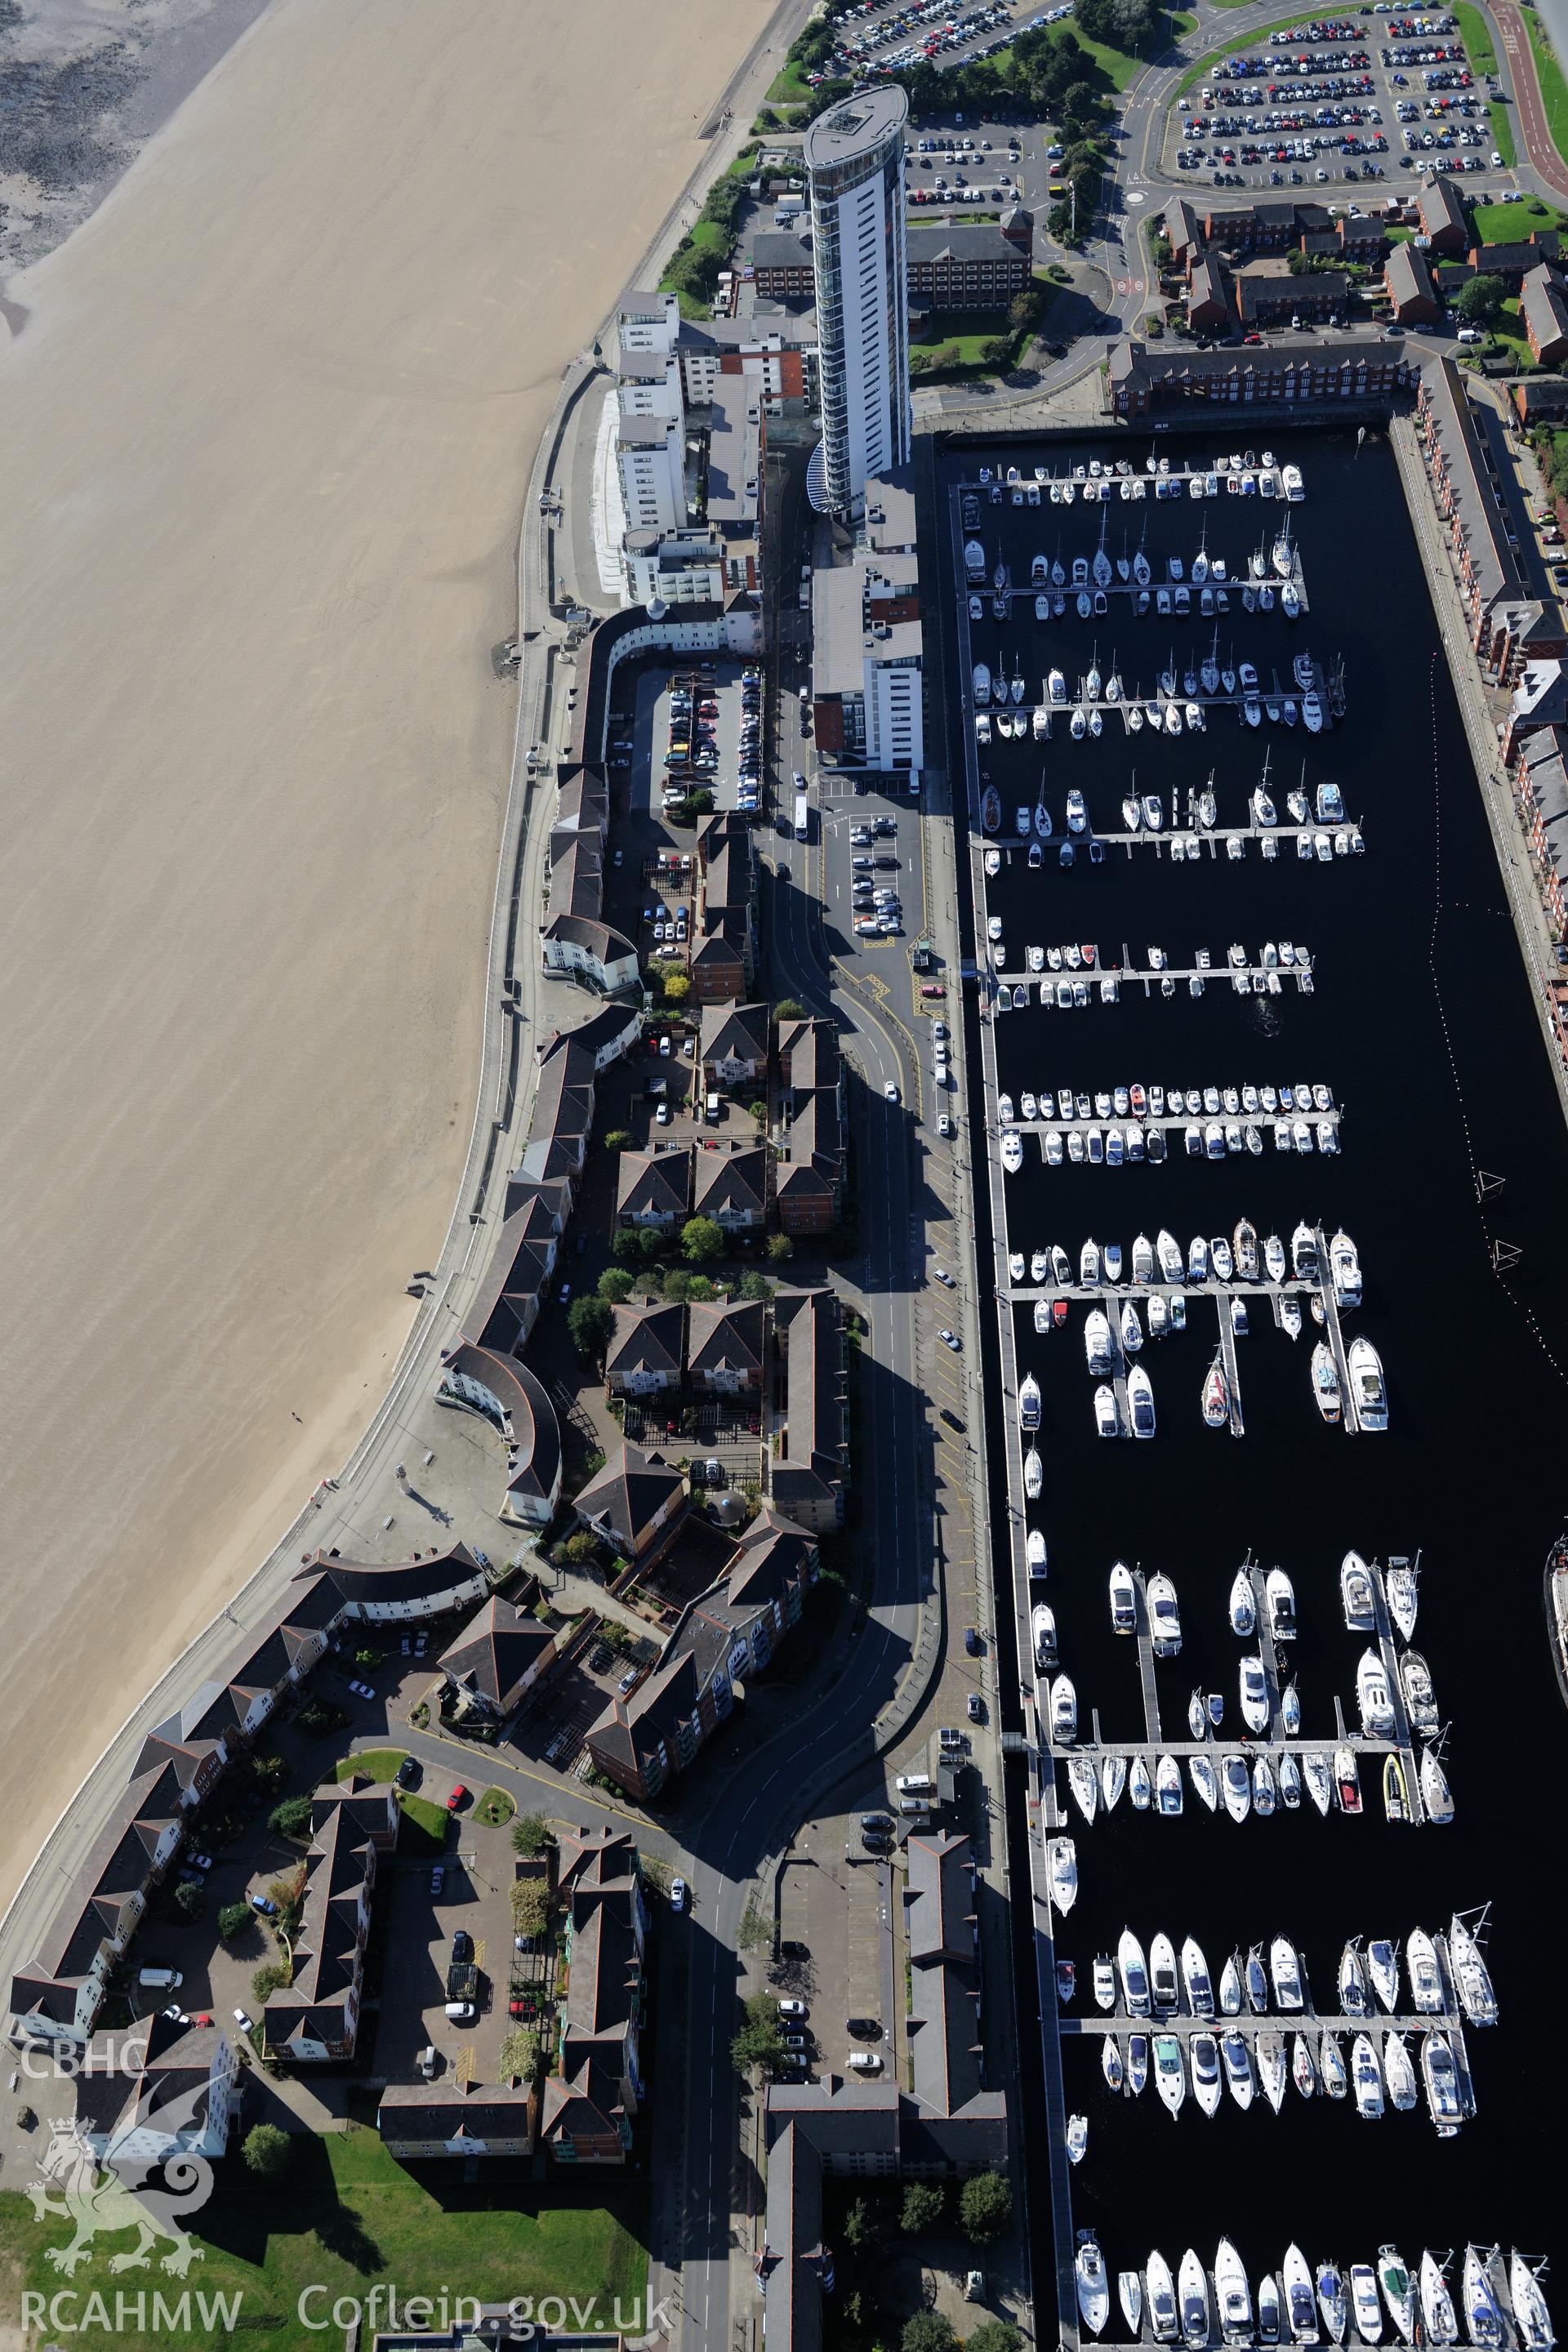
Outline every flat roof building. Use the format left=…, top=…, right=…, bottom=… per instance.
left=804, top=88, right=910, bottom=517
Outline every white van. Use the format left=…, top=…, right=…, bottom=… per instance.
left=896, top=1771, right=934, bottom=1795
left=444, top=2001, right=477, bottom=2024
left=1457, top=326, right=1482, bottom=344
left=138, top=1968, right=182, bottom=1990
left=849, top=2050, right=884, bottom=2072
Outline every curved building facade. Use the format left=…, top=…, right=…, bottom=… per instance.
left=804, top=88, right=910, bottom=517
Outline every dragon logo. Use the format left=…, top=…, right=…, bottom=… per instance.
left=26, top=2076, right=215, bottom=2277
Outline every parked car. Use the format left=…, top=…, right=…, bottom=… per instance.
left=967, top=1692, right=983, bottom=1722
left=396, top=1757, right=421, bottom=1788
left=248, top=1892, right=278, bottom=1917
left=670, top=1878, right=688, bottom=1911
left=430, top=1864, right=445, bottom=1897
left=446, top=1784, right=469, bottom=1812
left=347, top=1679, right=376, bottom=1699
left=233, top=2009, right=255, bottom=2034
left=778, top=1998, right=808, bottom=2018
left=451, top=1929, right=474, bottom=1963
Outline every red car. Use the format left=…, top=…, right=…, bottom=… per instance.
left=920, top=982, right=946, bottom=998
left=447, top=1784, right=469, bottom=1811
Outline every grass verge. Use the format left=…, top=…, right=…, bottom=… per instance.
left=1525, top=7, right=1568, bottom=172
left=335, top=1748, right=408, bottom=1784
left=1453, top=0, right=1498, bottom=75
left=1490, top=100, right=1517, bottom=167
left=1176, top=11, right=1334, bottom=94
left=477, top=1785, right=516, bottom=1827
left=399, top=1793, right=450, bottom=1842
left=1472, top=194, right=1566, bottom=238
left=3, top=2131, right=648, bottom=2349
left=766, top=57, right=814, bottom=103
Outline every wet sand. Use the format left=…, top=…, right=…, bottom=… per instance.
left=0, top=0, right=764, bottom=1909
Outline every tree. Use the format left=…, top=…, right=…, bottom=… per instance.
left=1059, top=78, right=1100, bottom=139
left=251, top=1960, right=290, bottom=2002
left=597, top=1268, right=635, bottom=1304
left=216, top=1902, right=252, bottom=1944
left=960, top=2171, right=1013, bottom=2246
left=510, top=1814, right=549, bottom=1857
left=682, top=1215, right=725, bottom=1264
left=172, top=1879, right=205, bottom=1923
left=902, top=2315, right=957, bottom=2352
left=251, top=1753, right=287, bottom=1797
left=1457, top=272, right=1505, bottom=327
left=773, top=999, right=806, bottom=1022
left=749, top=1099, right=768, bottom=1124
left=268, top=1796, right=313, bottom=1841
left=731, top=1991, right=786, bottom=2077
left=1286, top=247, right=1313, bottom=276
left=612, top=1228, right=650, bottom=1267
left=604, top=1128, right=633, bottom=1151
left=242, top=2124, right=292, bottom=2178
left=902, top=2180, right=947, bottom=2234
left=766, top=1232, right=795, bottom=1263
left=663, top=973, right=693, bottom=1004
left=499, top=2026, right=541, bottom=2080
left=843, top=2197, right=882, bottom=2253
left=511, top=1879, right=551, bottom=1939
left=568, top=1295, right=614, bottom=1359
left=967, top=2326, right=1023, bottom=2352
left=737, top=1272, right=773, bottom=1302
left=562, top=1530, right=599, bottom=1567
left=979, top=336, right=1013, bottom=371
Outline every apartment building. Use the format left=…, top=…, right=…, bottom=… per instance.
left=804, top=88, right=911, bottom=517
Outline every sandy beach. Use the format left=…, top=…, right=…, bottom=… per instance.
left=0, top=0, right=765, bottom=1911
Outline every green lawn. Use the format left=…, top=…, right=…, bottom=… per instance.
left=2, top=2131, right=648, bottom=2350
left=1490, top=100, right=1517, bottom=167
left=335, top=1748, right=408, bottom=1784
left=766, top=57, right=814, bottom=103
left=1525, top=7, right=1568, bottom=170
left=1472, top=194, right=1566, bottom=239
left=1176, top=11, right=1335, bottom=91
left=1069, top=27, right=1151, bottom=87
left=477, top=1785, right=516, bottom=1827
left=1453, top=0, right=1498, bottom=76
left=1486, top=294, right=1535, bottom=368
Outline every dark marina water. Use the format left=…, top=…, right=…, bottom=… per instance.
left=936, top=430, right=1568, bottom=2314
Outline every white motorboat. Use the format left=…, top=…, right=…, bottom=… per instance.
left=1066, top=2112, right=1088, bottom=2164
left=1049, top=1836, right=1077, bottom=1914
left=1221, top=2028, right=1254, bottom=2108
left=1320, top=2031, right=1347, bottom=2100
left=1149, top=2253, right=1179, bottom=2344
left=1352, top=2031, right=1384, bottom=2118
left=1109, top=1559, right=1137, bottom=1633
left=1240, top=1653, right=1269, bottom=1735
left=1420, top=1746, right=1454, bottom=1824
left=1229, top=1567, right=1256, bottom=1635
left=1154, top=2034, right=1187, bottom=2120
left=1102, top=1753, right=1127, bottom=1811
left=1267, top=1567, right=1296, bottom=1640
left=1182, top=1936, right=1214, bottom=2016
left=1128, top=1363, right=1156, bottom=1438
left=1352, top=2269, right=1384, bottom=2345
left=1078, top=2235, right=1111, bottom=2336
left=1120, top=2274, right=1146, bottom=2340
left=1181, top=2252, right=1213, bottom=2348
left=1157, top=1227, right=1184, bottom=1282
left=1285, top=2247, right=1321, bottom=2345
left=1094, top=1384, right=1119, bottom=1438
left=1348, top=1336, right=1388, bottom=1431
left=1189, top=1753, right=1218, bottom=1811
left=1147, top=1573, right=1181, bottom=1655
left=1001, top=1129, right=1024, bottom=1174
left=1368, top=1940, right=1400, bottom=2014
left=1120, top=1927, right=1152, bottom=2014
left=1221, top=1754, right=1251, bottom=1822
left=1080, top=1237, right=1101, bottom=1285
left=1067, top=1754, right=1098, bottom=1823
left=1024, top=1446, right=1043, bottom=1499
left=1419, top=2256, right=1458, bottom=2349
left=1051, top=1673, right=1078, bottom=1744
left=1133, top=1231, right=1155, bottom=1284
left=1341, top=1550, right=1375, bottom=1631
left=1120, top=1298, right=1143, bottom=1356
left=1400, top=1648, right=1438, bottom=1737
left=1258, top=2027, right=1287, bottom=2113
left=1128, top=2031, right=1149, bottom=2096
left=1380, top=2252, right=1417, bottom=2347
left=1303, top=1753, right=1332, bottom=1815
left=1265, top=1232, right=1287, bottom=1283
left=1156, top=1753, right=1183, bottom=1814
left=1150, top=1930, right=1178, bottom=2012
left=1018, top=1374, right=1041, bottom=1432
left=1449, top=1913, right=1499, bottom=2025
left=1355, top=1648, right=1394, bottom=1740
left=1383, top=2030, right=1417, bottom=2111
left=1270, top=1935, right=1303, bottom=2011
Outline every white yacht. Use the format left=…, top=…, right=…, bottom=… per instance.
left=1258, top=2027, right=1287, bottom=2113
left=1461, top=2254, right=1505, bottom=2350
left=1102, top=1753, right=1126, bottom=1811
left=1180, top=2252, right=1212, bottom=2348
left=1068, top=1755, right=1098, bottom=1823
left=1120, top=2274, right=1146, bottom=2341
left=1229, top=1567, right=1257, bottom=1635
left=1147, top=1572, right=1181, bottom=1655
left=1066, top=2113, right=1088, bottom=2165
left=1449, top=1913, right=1499, bottom=2025
left=1508, top=2259, right=1553, bottom=2352
left=1018, top=1374, right=1042, bottom=1432
left=1156, top=1753, right=1183, bottom=1814
left=1080, top=1237, right=1101, bottom=1286
left=1418, top=2256, right=1458, bottom=2349
left=1406, top=1928, right=1442, bottom=2014
left=1129, top=1753, right=1152, bottom=1810
left=1254, top=1755, right=1276, bottom=1815
left=1049, top=1837, right=1077, bottom=1915
left=1292, top=2032, right=1316, bottom=2100
left=1051, top=1674, right=1077, bottom=1744
left=1157, top=1227, right=1184, bottom=1281
left=1368, top=1939, right=1400, bottom=2012
left=1320, top=2031, right=1348, bottom=2100
left=1265, top=1232, right=1287, bottom=1283
left=1357, top=1650, right=1395, bottom=1739
left=1240, top=1653, right=1269, bottom=1735
left=1279, top=1751, right=1302, bottom=1807
left=1001, top=1129, right=1023, bottom=1174
left=1189, top=1753, right=1218, bottom=1811
left=1380, top=2253, right=1418, bottom=2347
left=1109, top=1558, right=1137, bottom=1633
left=1420, top=1746, right=1454, bottom=1824
left=1182, top=1936, right=1214, bottom=2016
left=1222, top=1754, right=1251, bottom=1822
left=1024, top=1446, right=1043, bottom=1500
left=1387, top=1560, right=1419, bottom=1641
left=1303, top=1753, right=1332, bottom=1815
left=1120, top=1297, right=1143, bottom=1356
left=1285, top=2248, right=1321, bottom=2345
left=1221, top=2028, right=1254, bottom=2108
left=1383, top=2030, right=1417, bottom=2111
left=1128, top=1363, right=1156, bottom=1437
left=1340, top=1941, right=1370, bottom=2015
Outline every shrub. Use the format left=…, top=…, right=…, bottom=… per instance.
left=967, top=2326, right=1023, bottom=2352
left=251, top=1960, right=290, bottom=2002
left=902, top=2315, right=956, bottom=2352
left=510, top=1880, right=551, bottom=1938
left=562, top=1530, right=599, bottom=1567
left=767, top=1232, right=795, bottom=1262
left=568, top=1295, right=614, bottom=1358
left=268, top=1796, right=313, bottom=1841
left=242, top=2123, right=292, bottom=2178
left=604, top=1128, right=633, bottom=1151
left=510, top=1814, right=549, bottom=1857
left=216, top=1902, right=252, bottom=1944
left=773, top=1000, right=806, bottom=1022
left=172, top=1880, right=204, bottom=1923
left=499, top=2027, right=541, bottom=2080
